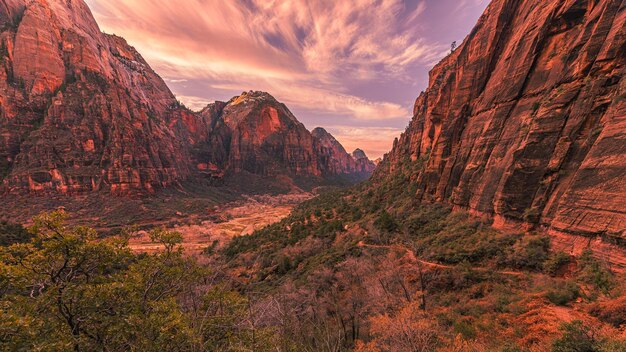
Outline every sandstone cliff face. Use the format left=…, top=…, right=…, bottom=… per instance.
left=379, top=0, right=625, bottom=242
left=312, top=127, right=356, bottom=176
left=0, top=0, right=204, bottom=194
left=201, top=92, right=374, bottom=180
left=352, top=148, right=376, bottom=175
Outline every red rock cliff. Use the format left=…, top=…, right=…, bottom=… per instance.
left=0, top=0, right=376, bottom=196
left=0, top=0, right=208, bottom=194
left=378, top=0, right=625, bottom=242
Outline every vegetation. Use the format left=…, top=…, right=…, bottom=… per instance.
left=1, top=180, right=624, bottom=350
left=0, top=222, right=31, bottom=246
left=0, top=212, right=275, bottom=351
left=221, top=185, right=626, bottom=351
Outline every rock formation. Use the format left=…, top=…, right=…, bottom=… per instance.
left=0, top=0, right=209, bottom=194
left=0, top=1, right=373, bottom=196
left=200, top=92, right=375, bottom=180
left=378, top=0, right=625, bottom=243
left=352, top=148, right=376, bottom=175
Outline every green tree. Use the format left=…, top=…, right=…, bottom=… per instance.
left=0, top=211, right=275, bottom=351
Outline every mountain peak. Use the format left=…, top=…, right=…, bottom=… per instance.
left=228, top=90, right=277, bottom=106
left=352, top=149, right=368, bottom=160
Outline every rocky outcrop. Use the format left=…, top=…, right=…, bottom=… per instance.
left=312, top=127, right=356, bottom=175
left=352, top=148, right=376, bottom=175
left=0, top=0, right=208, bottom=194
left=200, top=92, right=374, bottom=180
left=378, top=0, right=625, bottom=244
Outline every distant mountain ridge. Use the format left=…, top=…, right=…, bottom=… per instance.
left=0, top=0, right=374, bottom=197
left=200, top=91, right=375, bottom=180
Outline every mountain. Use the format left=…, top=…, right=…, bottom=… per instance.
left=200, top=92, right=375, bottom=182
left=351, top=148, right=376, bottom=175
left=0, top=0, right=373, bottom=197
left=311, top=127, right=375, bottom=177
left=377, top=0, right=625, bottom=246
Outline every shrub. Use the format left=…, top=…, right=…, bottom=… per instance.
left=589, top=296, right=626, bottom=328
left=551, top=321, right=597, bottom=352
left=0, top=222, right=31, bottom=247
left=578, top=250, right=615, bottom=293
left=545, top=281, right=580, bottom=306
left=544, top=252, right=572, bottom=276
left=374, top=210, right=398, bottom=233
left=500, top=235, right=550, bottom=271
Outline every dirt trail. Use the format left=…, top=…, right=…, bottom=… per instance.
left=357, top=241, right=525, bottom=276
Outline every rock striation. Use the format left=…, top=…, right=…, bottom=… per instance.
left=0, top=1, right=374, bottom=196
left=377, top=0, right=625, bottom=243
left=0, top=0, right=204, bottom=194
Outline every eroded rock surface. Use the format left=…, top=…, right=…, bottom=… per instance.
left=378, top=0, right=625, bottom=244
left=201, top=92, right=375, bottom=180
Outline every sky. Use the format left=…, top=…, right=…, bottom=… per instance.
left=85, top=0, right=488, bottom=159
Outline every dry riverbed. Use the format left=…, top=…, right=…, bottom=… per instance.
left=128, top=193, right=311, bottom=254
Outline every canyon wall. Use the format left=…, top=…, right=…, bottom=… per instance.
left=378, top=0, right=625, bottom=245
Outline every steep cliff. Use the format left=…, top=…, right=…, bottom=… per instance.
left=0, top=1, right=372, bottom=197
left=378, top=0, right=625, bottom=243
left=0, top=0, right=210, bottom=194
left=352, top=148, right=376, bottom=175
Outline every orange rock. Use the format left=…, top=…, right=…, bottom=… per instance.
left=377, top=0, right=626, bottom=257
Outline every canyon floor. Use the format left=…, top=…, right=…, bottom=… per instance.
left=127, top=193, right=312, bottom=254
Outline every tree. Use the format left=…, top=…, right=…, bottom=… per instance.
left=0, top=211, right=275, bottom=351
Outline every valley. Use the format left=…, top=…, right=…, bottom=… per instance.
left=0, top=0, right=625, bottom=351
left=127, top=193, right=311, bottom=254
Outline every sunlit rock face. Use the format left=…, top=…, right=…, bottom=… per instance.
left=352, top=148, right=376, bottom=175
left=378, top=0, right=626, bottom=240
left=0, top=0, right=206, bottom=194
left=200, top=92, right=375, bottom=179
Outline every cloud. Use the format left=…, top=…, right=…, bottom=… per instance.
left=174, top=95, right=213, bottom=111
left=86, top=0, right=436, bottom=118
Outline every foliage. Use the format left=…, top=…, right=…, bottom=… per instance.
left=374, top=210, right=398, bottom=233
left=0, top=222, right=31, bottom=247
left=499, top=235, right=551, bottom=271
left=0, top=211, right=275, bottom=351
left=544, top=252, right=572, bottom=276
left=551, top=321, right=598, bottom=352
left=577, top=250, right=615, bottom=293
left=545, top=281, right=580, bottom=306
left=589, top=296, right=626, bottom=328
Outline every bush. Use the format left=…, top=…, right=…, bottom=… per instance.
left=0, top=222, right=31, bottom=246
left=578, top=250, right=615, bottom=293
left=544, top=252, right=572, bottom=276
left=545, top=281, right=580, bottom=306
left=589, top=296, right=626, bottom=327
left=551, top=321, right=597, bottom=352
left=500, top=235, right=550, bottom=270
left=374, top=210, right=398, bottom=233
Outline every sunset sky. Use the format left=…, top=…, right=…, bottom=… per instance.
left=85, top=0, right=488, bottom=158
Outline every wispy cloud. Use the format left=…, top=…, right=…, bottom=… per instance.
left=85, top=0, right=488, bottom=158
